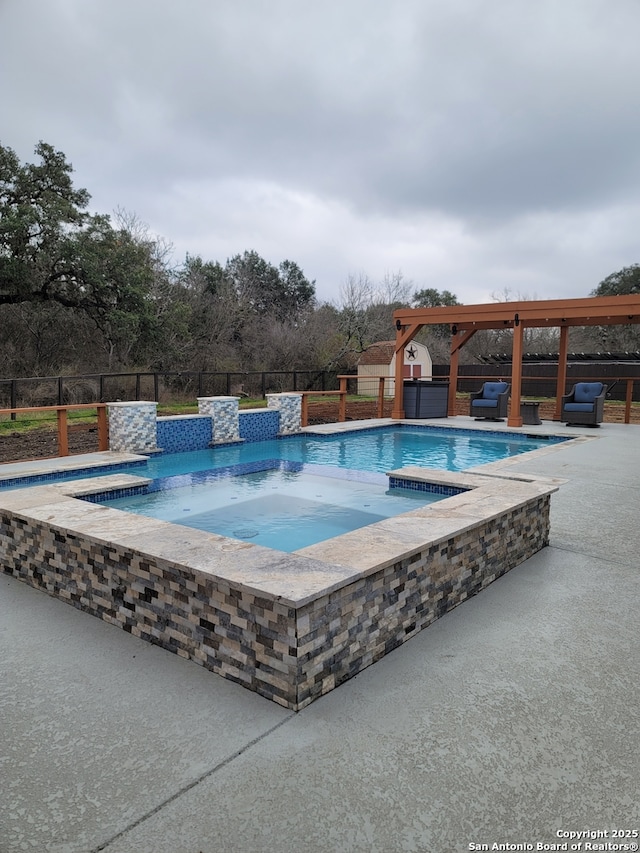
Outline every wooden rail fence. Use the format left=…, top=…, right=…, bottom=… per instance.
left=0, top=404, right=109, bottom=457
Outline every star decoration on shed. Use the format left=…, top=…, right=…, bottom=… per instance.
left=406, top=345, right=418, bottom=360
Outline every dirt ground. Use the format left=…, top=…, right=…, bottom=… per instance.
left=0, top=399, right=638, bottom=465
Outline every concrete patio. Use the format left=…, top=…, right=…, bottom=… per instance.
left=1, top=418, right=639, bottom=853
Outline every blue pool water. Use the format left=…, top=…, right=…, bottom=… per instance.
left=0, top=424, right=564, bottom=492
left=138, top=424, right=563, bottom=480
left=81, top=426, right=562, bottom=552
left=102, top=463, right=443, bottom=551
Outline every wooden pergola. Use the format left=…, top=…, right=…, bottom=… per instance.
left=391, top=294, right=640, bottom=427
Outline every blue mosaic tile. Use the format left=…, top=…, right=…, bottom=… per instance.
left=395, top=423, right=567, bottom=445
left=239, top=410, right=280, bottom=442
left=157, top=417, right=212, bottom=453
left=388, top=476, right=467, bottom=497
left=80, top=484, right=150, bottom=503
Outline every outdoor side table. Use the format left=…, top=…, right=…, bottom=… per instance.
left=520, top=401, right=541, bottom=425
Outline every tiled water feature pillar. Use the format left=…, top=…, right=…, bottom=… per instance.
left=266, top=393, right=302, bottom=435
left=197, top=396, right=242, bottom=444
left=107, top=401, right=159, bottom=453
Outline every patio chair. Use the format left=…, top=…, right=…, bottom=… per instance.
left=470, top=381, right=510, bottom=421
left=561, top=382, right=607, bottom=426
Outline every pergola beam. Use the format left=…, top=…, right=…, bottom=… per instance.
left=393, top=295, right=640, bottom=329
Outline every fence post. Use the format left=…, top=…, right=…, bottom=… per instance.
left=57, top=408, right=69, bottom=456
left=58, top=376, right=64, bottom=405
left=135, top=373, right=141, bottom=400
left=10, top=380, right=16, bottom=421
left=153, top=373, right=159, bottom=401
left=99, top=374, right=104, bottom=402
left=377, top=377, right=386, bottom=419
left=339, top=377, right=348, bottom=422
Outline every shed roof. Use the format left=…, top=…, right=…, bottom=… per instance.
left=358, top=341, right=396, bottom=366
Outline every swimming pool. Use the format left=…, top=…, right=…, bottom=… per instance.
left=0, top=424, right=565, bottom=491
left=141, top=424, right=564, bottom=478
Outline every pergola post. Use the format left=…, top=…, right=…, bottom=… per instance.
left=391, top=323, right=422, bottom=419
left=448, top=342, right=460, bottom=417
left=507, top=320, right=524, bottom=427
left=554, top=325, right=569, bottom=420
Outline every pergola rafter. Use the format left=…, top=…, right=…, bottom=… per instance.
left=391, top=294, right=640, bottom=427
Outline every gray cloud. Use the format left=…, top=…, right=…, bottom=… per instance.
left=2, top=0, right=640, bottom=304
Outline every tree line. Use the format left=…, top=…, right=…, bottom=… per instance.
left=1, top=142, right=639, bottom=380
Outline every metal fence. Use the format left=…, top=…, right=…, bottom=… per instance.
left=1, top=363, right=638, bottom=417
left=0, top=370, right=338, bottom=415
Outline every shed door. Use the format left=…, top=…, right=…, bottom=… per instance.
left=403, top=364, right=422, bottom=378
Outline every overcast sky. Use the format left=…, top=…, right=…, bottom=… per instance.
left=2, top=0, right=640, bottom=306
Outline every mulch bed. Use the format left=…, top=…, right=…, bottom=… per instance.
left=1, top=400, right=637, bottom=465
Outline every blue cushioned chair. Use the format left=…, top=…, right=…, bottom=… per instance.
left=470, top=381, right=510, bottom=420
left=561, top=382, right=607, bottom=426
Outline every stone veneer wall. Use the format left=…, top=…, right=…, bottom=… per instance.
left=0, top=490, right=550, bottom=711
left=0, top=510, right=297, bottom=705
left=294, top=497, right=549, bottom=707
left=108, top=402, right=159, bottom=453
left=197, top=397, right=241, bottom=444
left=266, top=393, right=302, bottom=435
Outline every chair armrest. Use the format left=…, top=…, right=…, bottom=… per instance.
left=594, top=391, right=606, bottom=418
